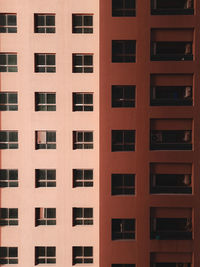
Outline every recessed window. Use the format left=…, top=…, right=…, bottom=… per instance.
left=112, top=130, right=135, bottom=151
left=112, top=219, right=135, bottom=240
left=0, top=169, right=18, bottom=188
left=151, top=0, right=194, bottom=15
left=73, top=208, right=93, bottom=226
left=112, top=174, right=135, bottom=195
left=0, top=131, right=18, bottom=149
left=34, top=14, right=55, bottom=33
left=35, top=93, right=56, bottom=111
left=73, top=93, right=93, bottom=111
left=72, top=54, right=93, bottom=73
left=35, top=131, right=56, bottom=149
left=73, top=169, right=93, bottom=187
left=35, top=54, right=56, bottom=73
left=0, top=92, right=18, bottom=111
left=112, top=0, right=136, bottom=17
left=35, top=247, right=56, bottom=265
left=112, top=86, right=135, bottom=107
left=0, top=53, right=17, bottom=72
left=0, top=14, right=17, bottom=33
left=35, top=208, right=56, bottom=226
left=0, top=247, right=18, bottom=264
left=72, top=247, right=93, bottom=265
left=35, top=169, right=56, bottom=188
left=0, top=208, right=18, bottom=226
left=72, top=14, right=93, bottom=33
left=112, top=40, right=136, bottom=63
left=73, top=131, right=93, bottom=149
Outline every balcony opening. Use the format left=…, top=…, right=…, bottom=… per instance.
left=151, top=0, right=194, bottom=15
left=150, top=86, right=192, bottom=106
left=150, top=208, right=192, bottom=240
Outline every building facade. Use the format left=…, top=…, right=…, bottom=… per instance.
left=0, top=0, right=200, bottom=267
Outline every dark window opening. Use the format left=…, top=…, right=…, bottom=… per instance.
left=35, top=54, right=56, bottom=73
left=112, top=86, right=135, bottom=107
left=112, top=130, right=135, bottom=151
left=151, top=0, right=194, bottom=15
left=73, top=93, right=93, bottom=111
left=35, top=208, right=56, bottom=226
left=112, top=219, right=135, bottom=240
left=35, top=169, right=56, bottom=188
left=0, top=208, right=18, bottom=226
left=35, top=93, right=56, bottom=111
left=0, top=247, right=18, bottom=264
left=72, top=54, right=93, bottom=73
left=35, top=131, right=56, bottom=149
left=34, top=14, right=55, bottom=33
left=73, top=131, right=93, bottom=149
left=112, top=174, right=135, bottom=195
left=112, top=40, right=136, bottom=63
left=0, top=14, right=17, bottom=33
left=73, top=169, right=93, bottom=187
left=73, top=208, right=93, bottom=225
left=72, top=247, right=93, bottom=265
left=72, top=15, right=93, bottom=34
left=35, top=247, right=56, bottom=265
left=112, top=0, right=136, bottom=17
left=0, top=169, right=18, bottom=188
left=0, top=131, right=18, bottom=149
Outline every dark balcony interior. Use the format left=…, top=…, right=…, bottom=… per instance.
left=150, top=130, right=192, bottom=150
left=151, top=42, right=193, bottom=61
left=150, top=86, right=192, bottom=106
left=150, top=173, right=192, bottom=194
left=151, top=263, right=191, bottom=267
left=151, top=0, right=194, bottom=15
left=150, top=218, right=192, bottom=240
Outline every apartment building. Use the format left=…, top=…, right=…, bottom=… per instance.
left=0, top=0, right=199, bottom=267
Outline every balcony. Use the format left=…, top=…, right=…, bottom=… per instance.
left=151, top=263, right=191, bottom=267
left=150, top=86, right=192, bottom=106
left=151, top=42, right=193, bottom=61
left=151, top=0, right=194, bottom=15
left=150, top=130, right=192, bottom=150
left=150, top=174, right=192, bottom=194
left=150, top=217, right=192, bottom=240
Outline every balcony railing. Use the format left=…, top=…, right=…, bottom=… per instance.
left=150, top=130, right=192, bottom=150
left=150, top=86, right=193, bottom=106
left=151, top=42, right=193, bottom=61
left=151, top=0, right=194, bottom=15
left=150, top=174, right=192, bottom=194
left=150, top=218, right=192, bottom=240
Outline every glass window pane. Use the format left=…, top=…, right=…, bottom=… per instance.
left=0, top=132, right=7, bottom=141
left=0, top=247, right=7, bottom=257
left=46, top=55, right=55, bottom=65
left=9, top=170, right=18, bottom=180
left=37, top=247, right=45, bottom=256
left=0, top=209, right=8, bottom=218
left=74, top=169, right=83, bottom=179
left=7, top=15, right=16, bottom=26
left=36, top=54, right=45, bottom=65
left=46, top=208, right=56, bottom=218
left=75, top=94, right=83, bottom=104
left=9, top=248, right=17, bottom=257
left=8, top=93, right=17, bottom=104
left=46, top=16, right=55, bottom=26
left=0, top=54, right=7, bottom=65
left=9, top=209, right=18, bottom=218
left=47, top=94, right=55, bottom=104
left=84, top=208, right=93, bottom=218
left=47, top=131, right=56, bottom=142
left=8, top=55, right=17, bottom=65
left=0, top=94, right=7, bottom=104
left=74, top=55, right=82, bottom=65
left=0, top=15, right=6, bottom=26
left=47, top=247, right=55, bottom=256
left=84, top=94, right=93, bottom=104
left=36, top=15, right=45, bottom=26
left=84, top=247, right=92, bottom=256
left=9, top=132, right=18, bottom=141
left=84, top=170, right=93, bottom=179
left=84, top=132, right=93, bottom=142
left=0, top=170, right=7, bottom=179
left=37, top=93, right=45, bottom=104
left=73, top=16, right=82, bottom=26
left=47, top=170, right=56, bottom=180
left=84, top=55, right=93, bottom=65
left=36, top=169, right=46, bottom=179
left=84, top=16, right=93, bottom=26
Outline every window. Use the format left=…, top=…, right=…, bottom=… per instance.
left=35, top=93, right=56, bottom=111
left=112, top=219, right=135, bottom=240
left=72, top=54, right=93, bottom=73
left=112, top=130, right=135, bottom=151
left=0, top=14, right=17, bottom=33
left=35, top=247, right=56, bottom=265
left=0, top=208, right=18, bottom=226
left=112, top=85, right=135, bottom=107
left=112, top=174, right=135, bottom=195
left=0, top=169, right=18, bottom=188
left=72, top=14, right=93, bottom=33
left=73, top=169, right=93, bottom=187
left=72, top=247, right=93, bottom=265
left=151, top=263, right=191, bottom=267
left=0, top=53, right=17, bottom=72
left=0, top=247, right=18, bottom=264
left=112, top=0, right=136, bottom=16
left=112, top=41, right=136, bottom=63
left=151, top=0, right=194, bottom=15
left=0, top=131, right=18, bottom=149
left=73, top=208, right=93, bottom=225
left=35, top=54, right=56, bottom=73
left=35, top=208, right=56, bottom=226
left=0, top=92, right=18, bottom=111
left=34, top=14, right=55, bottom=33
left=35, top=169, right=56, bottom=188
left=112, top=265, right=135, bottom=267
left=73, top=131, right=93, bottom=149
left=35, top=131, right=56, bottom=149
left=73, top=93, right=93, bottom=111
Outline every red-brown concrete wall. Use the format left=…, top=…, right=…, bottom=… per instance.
left=100, top=0, right=200, bottom=266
